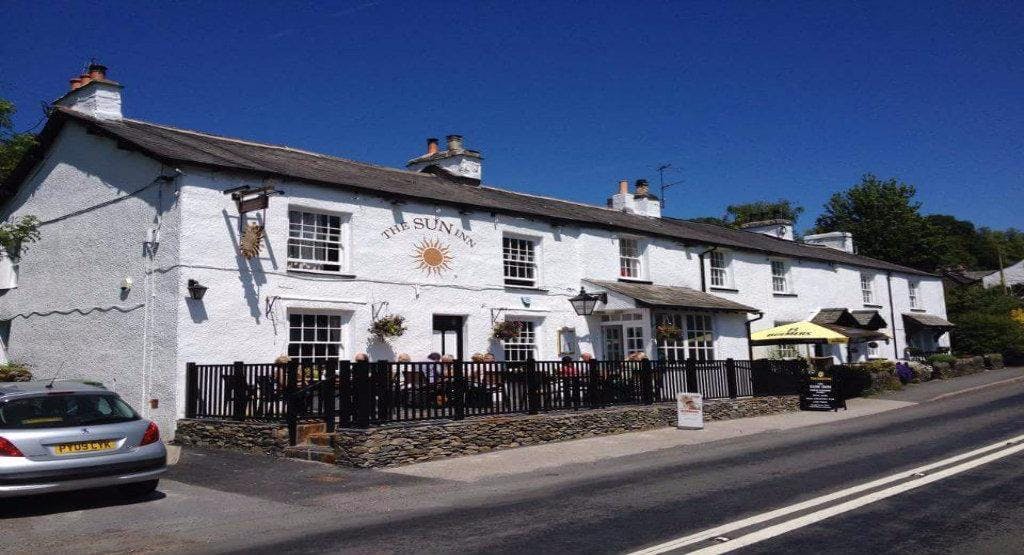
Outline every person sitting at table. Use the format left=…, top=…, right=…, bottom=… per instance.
left=482, top=352, right=496, bottom=363
left=559, top=355, right=578, bottom=377
left=354, top=352, right=369, bottom=362
left=425, top=352, right=442, bottom=383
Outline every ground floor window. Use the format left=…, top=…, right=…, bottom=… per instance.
left=288, top=313, right=344, bottom=366
left=770, top=321, right=801, bottom=359
left=655, top=312, right=716, bottom=361
left=503, top=320, right=537, bottom=362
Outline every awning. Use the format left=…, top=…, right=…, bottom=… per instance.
left=750, top=321, right=850, bottom=345
left=584, top=279, right=758, bottom=313
left=750, top=321, right=891, bottom=346
left=903, top=313, right=954, bottom=330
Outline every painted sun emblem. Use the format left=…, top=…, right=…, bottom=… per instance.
left=411, top=238, right=454, bottom=276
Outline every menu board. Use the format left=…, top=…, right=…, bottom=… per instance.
left=676, top=392, right=704, bottom=429
left=800, top=371, right=844, bottom=411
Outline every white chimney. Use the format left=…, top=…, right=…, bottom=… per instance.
left=406, top=134, right=482, bottom=184
left=803, top=231, right=855, bottom=253
left=739, top=220, right=794, bottom=241
left=55, top=63, right=122, bottom=120
left=632, top=179, right=661, bottom=218
left=609, top=180, right=636, bottom=213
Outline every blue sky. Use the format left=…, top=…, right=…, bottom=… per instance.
left=3, top=1, right=1021, bottom=231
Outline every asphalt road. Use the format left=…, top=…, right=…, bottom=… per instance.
left=3, top=381, right=1024, bottom=554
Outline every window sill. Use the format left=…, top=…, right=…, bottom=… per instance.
left=772, top=292, right=798, bottom=297
left=910, top=308, right=928, bottom=313
left=863, top=304, right=884, bottom=309
left=709, top=286, right=739, bottom=293
left=286, top=269, right=356, bottom=279
left=618, top=277, right=653, bottom=284
left=504, top=284, right=550, bottom=293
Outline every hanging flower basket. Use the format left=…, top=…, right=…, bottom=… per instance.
left=492, top=320, right=523, bottom=341
left=655, top=323, right=683, bottom=343
left=369, top=314, right=407, bottom=342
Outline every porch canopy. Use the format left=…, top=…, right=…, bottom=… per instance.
left=583, top=279, right=758, bottom=313
left=902, top=313, right=955, bottom=332
left=750, top=321, right=890, bottom=346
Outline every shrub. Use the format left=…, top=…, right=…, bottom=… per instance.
left=951, top=312, right=1024, bottom=356
left=0, top=363, right=32, bottom=382
left=984, top=353, right=1005, bottom=369
left=927, top=353, right=957, bottom=365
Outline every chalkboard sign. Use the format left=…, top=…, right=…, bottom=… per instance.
left=800, top=371, right=846, bottom=411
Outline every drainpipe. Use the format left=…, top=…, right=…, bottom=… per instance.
left=699, top=246, right=718, bottom=292
left=745, top=311, right=764, bottom=361
left=886, top=272, right=899, bottom=360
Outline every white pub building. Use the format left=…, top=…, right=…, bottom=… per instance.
left=0, top=66, right=951, bottom=434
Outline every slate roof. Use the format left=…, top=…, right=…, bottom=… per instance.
left=850, top=309, right=888, bottom=330
left=963, top=270, right=996, bottom=280
left=810, top=308, right=862, bottom=328
left=585, top=279, right=758, bottom=313
left=903, top=313, right=955, bottom=329
left=7, top=107, right=935, bottom=276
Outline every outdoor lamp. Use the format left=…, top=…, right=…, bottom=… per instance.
left=569, top=287, right=607, bottom=316
left=187, top=279, right=208, bottom=301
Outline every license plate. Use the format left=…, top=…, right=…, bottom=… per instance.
left=54, top=440, right=117, bottom=455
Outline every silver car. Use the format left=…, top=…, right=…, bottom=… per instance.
left=0, top=380, right=166, bottom=498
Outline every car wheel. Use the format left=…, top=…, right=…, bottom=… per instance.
left=119, top=479, right=159, bottom=498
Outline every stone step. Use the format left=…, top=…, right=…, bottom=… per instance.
left=283, top=444, right=336, bottom=464
left=308, top=433, right=334, bottom=447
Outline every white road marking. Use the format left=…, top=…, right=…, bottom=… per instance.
left=627, top=434, right=1024, bottom=555
left=690, top=440, right=1024, bottom=554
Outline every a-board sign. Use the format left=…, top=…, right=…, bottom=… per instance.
left=800, top=371, right=845, bottom=411
left=676, top=392, right=704, bottom=429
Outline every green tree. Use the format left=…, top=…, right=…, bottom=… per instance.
left=946, top=285, right=1024, bottom=358
left=690, top=199, right=804, bottom=228
left=813, top=174, right=935, bottom=270
left=0, top=99, right=38, bottom=185
left=725, top=199, right=805, bottom=227
left=0, top=99, right=42, bottom=256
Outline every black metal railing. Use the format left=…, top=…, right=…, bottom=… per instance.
left=185, top=358, right=807, bottom=442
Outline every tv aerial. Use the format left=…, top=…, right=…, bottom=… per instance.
left=656, top=163, right=685, bottom=208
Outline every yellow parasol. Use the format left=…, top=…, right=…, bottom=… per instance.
left=750, top=321, right=849, bottom=346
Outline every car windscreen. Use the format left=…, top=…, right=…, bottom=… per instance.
left=0, top=393, right=140, bottom=429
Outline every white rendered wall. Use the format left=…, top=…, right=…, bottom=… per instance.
left=0, top=122, right=182, bottom=435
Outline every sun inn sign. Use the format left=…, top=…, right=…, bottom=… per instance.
left=380, top=217, right=477, bottom=277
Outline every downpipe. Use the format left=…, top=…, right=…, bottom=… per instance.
left=745, top=311, right=765, bottom=361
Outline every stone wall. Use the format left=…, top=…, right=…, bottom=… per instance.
left=174, top=419, right=324, bottom=456
left=329, top=396, right=798, bottom=468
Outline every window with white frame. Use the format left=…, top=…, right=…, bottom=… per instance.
left=287, top=210, right=345, bottom=273
left=685, top=314, right=715, bottom=361
left=288, top=313, right=344, bottom=366
left=770, top=321, right=800, bottom=359
left=709, top=251, right=730, bottom=288
left=771, top=260, right=791, bottom=293
left=503, top=236, right=537, bottom=287
left=619, top=238, right=644, bottom=279
left=866, top=342, right=880, bottom=359
left=625, top=325, right=645, bottom=356
left=503, top=320, right=537, bottom=361
left=861, top=273, right=875, bottom=305
left=909, top=280, right=921, bottom=309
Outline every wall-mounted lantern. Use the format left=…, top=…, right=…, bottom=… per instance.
left=568, top=287, right=607, bottom=316
left=187, top=279, right=208, bottom=301
left=121, top=277, right=133, bottom=291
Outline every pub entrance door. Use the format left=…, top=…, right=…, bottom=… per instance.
left=432, top=315, right=465, bottom=361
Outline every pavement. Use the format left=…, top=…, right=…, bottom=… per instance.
left=875, top=365, right=1024, bottom=403
left=3, top=367, right=1024, bottom=554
